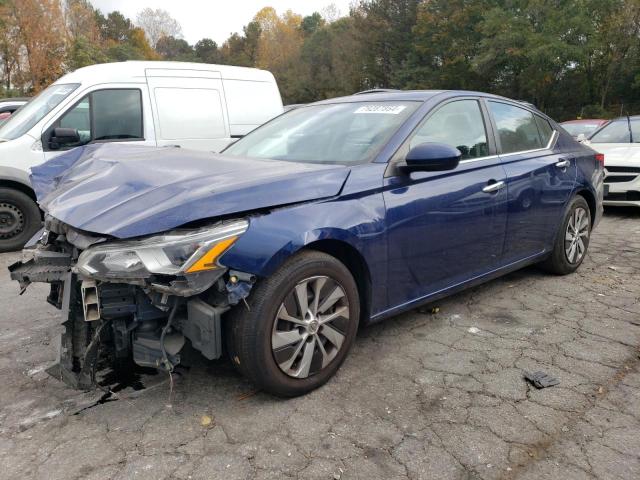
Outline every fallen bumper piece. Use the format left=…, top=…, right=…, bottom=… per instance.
left=524, top=370, right=560, bottom=389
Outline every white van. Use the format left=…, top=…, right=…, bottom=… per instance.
left=0, top=61, right=284, bottom=251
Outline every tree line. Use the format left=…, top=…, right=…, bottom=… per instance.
left=1, top=0, right=639, bottom=120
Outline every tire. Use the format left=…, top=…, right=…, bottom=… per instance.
left=0, top=188, right=41, bottom=253
left=225, top=250, right=360, bottom=397
left=541, top=195, right=591, bottom=275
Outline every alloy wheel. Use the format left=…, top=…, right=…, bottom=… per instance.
left=271, top=275, right=350, bottom=379
left=564, top=206, right=589, bottom=264
left=0, top=202, right=24, bottom=240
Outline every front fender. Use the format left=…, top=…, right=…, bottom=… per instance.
left=219, top=192, right=388, bottom=313
left=0, top=165, right=33, bottom=188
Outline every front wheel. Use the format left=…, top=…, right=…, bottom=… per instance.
left=0, top=188, right=42, bottom=253
left=225, top=251, right=360, bottom=397
left=541, top=195, right=591, bottom=275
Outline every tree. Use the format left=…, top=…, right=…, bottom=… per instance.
left=351, top=0, right=421, bottom=88
left=97, top=10, right=133, bottom=43
left=64, top=0, right=99, bottom=41
left=253, top=7, right=304, bottom=102
left=301, top=12, right=325, bottom=36
left=299, top=16, right=364, bottom=101
left=0, top=0, right=21, bottom=90
left=155, top=35, right=195, bottom=61
left=195, top=38, right=220, bottom=64
left=401, top=0, right=486, bottom=91
left=136, top=7, right=182, bottom=48
left=7, top=0, right=66, bottom=92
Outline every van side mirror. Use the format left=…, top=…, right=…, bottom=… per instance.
left=49, top=127, right=80, bottom=149
left=400, top=142, right=462, bottom=173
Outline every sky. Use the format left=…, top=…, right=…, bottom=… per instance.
left=90, top=1, right=354, bottom=44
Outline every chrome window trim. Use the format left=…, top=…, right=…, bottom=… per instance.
left=459, top=154, right=499, bottom=164
left=495, top=129, right=558, bottom=160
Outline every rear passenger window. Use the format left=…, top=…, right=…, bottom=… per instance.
left=534, top=115, right=554, bottom=146
left=489, top=102, right=542, bottom=154
left=410, top=100, right=488, bottom=160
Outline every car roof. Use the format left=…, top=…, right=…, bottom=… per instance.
left=608, top=115, right=640, bottom=121
left=561, top=119, right=608, bottom=124
left=53, top=61, right=276, bottom=85
left=310, top=89, right=538, bottom=106
left=0, top=97, right=30, bottom=103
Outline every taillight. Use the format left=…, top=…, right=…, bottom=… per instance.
left=595, top=153, right=604, bottom=166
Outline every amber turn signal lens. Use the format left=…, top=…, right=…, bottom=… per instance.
left=185, top=236, right=239, bottom=273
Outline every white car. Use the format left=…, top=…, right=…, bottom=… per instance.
left=0, top=61, right=284, bottom=251
left=585, top=116, right=640, bottom=207
left=0, top=97, right=30, bottom=125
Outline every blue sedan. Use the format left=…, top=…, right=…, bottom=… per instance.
left=10, top=90, right=604, bottom=396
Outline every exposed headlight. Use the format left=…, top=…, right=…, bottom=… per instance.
left=76, top=220, right=248, bottom=279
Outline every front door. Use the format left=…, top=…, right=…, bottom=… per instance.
left=383, top=98, right=508, bottom=310
left=41, top=86, right=155, bottom=163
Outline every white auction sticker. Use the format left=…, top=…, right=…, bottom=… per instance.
left=354, top=105, right=407, bottom=114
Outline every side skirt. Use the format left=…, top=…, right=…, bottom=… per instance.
left=368, top=251, right=548, bottom=324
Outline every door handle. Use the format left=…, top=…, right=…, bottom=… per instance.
left=555, top=159, right=570, bottom=168
left=482, top=180, right=506, bottom=193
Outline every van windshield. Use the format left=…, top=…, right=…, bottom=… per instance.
left=224, top=101, right=419, bottom=165
left=0, top=83, right=80, bottom=141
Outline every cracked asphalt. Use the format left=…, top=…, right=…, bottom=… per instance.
left=0, top=208, right=639, bottom=480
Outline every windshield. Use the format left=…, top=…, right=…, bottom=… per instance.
left=589, top=120, right=630, bottom=143
left=0, top=83, right=79, bottom=141
left=562, top=122, right=602, bottom=137
left=224, top=101, right=420, bottom=164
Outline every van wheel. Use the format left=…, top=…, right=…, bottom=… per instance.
left=225, top=251, right=360, bottom=397
left=541, top=195, right=591, bottom=275
left=0, top=188, right=41, bottom=252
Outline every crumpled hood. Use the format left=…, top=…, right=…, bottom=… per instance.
left=31, top=144, right=350, bottom=238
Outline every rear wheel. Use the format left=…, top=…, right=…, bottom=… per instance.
left=541, top=195, right=591, bottom=275
left=0, top=188, right=41, bottom=252
left=226, top=251, right=359, bottom=397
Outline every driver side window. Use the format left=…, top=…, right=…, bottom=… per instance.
left=53, top=89, right=143, bottom=149
left=409, top=100, right=488, bottom=159
left=59, top=97, right=91, bottom=146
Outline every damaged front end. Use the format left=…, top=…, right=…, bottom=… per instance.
left=9, top=216, right=255, bottom=390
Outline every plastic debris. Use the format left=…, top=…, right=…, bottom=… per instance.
left=200, top=415, right=213, bottom=427
left=468, top=326, right=481, bottom=334
left=524, top=371, right=559, bottom=389
left=418, top=306, right=440, bottom=314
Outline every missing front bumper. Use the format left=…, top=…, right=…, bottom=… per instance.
left=9, top=238, right=255, bottom=390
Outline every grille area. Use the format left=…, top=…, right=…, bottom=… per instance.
left=605, top=166, right=640, bottom=184
left=604, top=191, right=640, bottom=201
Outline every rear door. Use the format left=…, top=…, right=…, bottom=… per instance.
left=486, top=100, right=576, bottom=263
left=146, top=68, right=231, bottom=152
left=383, top=98, right=508, bottom=308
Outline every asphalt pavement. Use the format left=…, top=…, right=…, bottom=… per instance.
left=0, top=208, right=639, bottom=480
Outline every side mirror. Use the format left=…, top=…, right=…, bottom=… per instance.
left=49, top=127, right=80, bottom=149
left=576, top=133, right=586, bottom=143
left=401, top=142, right=462, bottom=173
